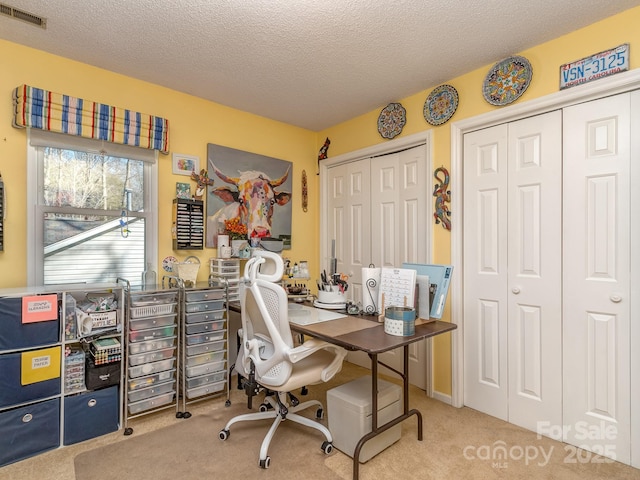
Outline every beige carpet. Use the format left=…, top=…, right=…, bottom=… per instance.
left=4, top=362, right=640, bottom=480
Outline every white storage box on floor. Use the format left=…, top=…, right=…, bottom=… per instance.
left=326, top=375, right=402, bottom=462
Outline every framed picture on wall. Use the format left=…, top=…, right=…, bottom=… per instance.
left=205, top=143, right=293, bottom=248
left=172, top=153, right=199, bottom=176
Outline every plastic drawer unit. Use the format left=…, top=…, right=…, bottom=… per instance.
left=128, top=336, right=177, bottom=355
left=63, top=385, right=119, bottom=445
left=185, top=309, right=225, bottom=324
left=128, top=391, right=175, bottom=415
left=127, top=380, right=176, bottom=403
left=185, top=339, right=225, bottom=356
left=0, top=398, right=60, bottom=467
left=128, top=369, right=176, bottom=392
left=185, top=330, right=225, bottom=346
left=0, top=296, right=60, bottom=350
left=185, top=320, right=225, bottom=335
left=128, top=346, right=177, bottom=366
left=186, top=380, right=225, bottom=399
left=327, top=376, right=402, bottom=463
left=128, top=358, right=176, bottom=378
left=0, top=348, right=61, bottom=409
left=129, top=313, right=177, bottom=331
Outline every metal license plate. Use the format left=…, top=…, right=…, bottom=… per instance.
left=560, top=44, right=629, bottom=90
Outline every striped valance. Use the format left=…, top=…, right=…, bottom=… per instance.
left=12, top=84, right=170, bottom=154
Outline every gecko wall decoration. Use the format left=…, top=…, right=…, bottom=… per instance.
left=433, top=166, right=451, bottom=231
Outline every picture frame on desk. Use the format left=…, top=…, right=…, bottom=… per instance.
left=172, top=153, right=199, bottom=176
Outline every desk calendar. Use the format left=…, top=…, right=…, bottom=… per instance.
left=378, top=268, right=416, bottom=312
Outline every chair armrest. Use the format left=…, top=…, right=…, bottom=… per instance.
left=286, top=339, right=347, bottom=382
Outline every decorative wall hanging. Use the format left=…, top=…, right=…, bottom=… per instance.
left=433, top=166, right=451, bottom=231
left=482, top=55, right=533, bottom=106
left=560, top=43, right=629, bottom=90
left=301, top=169, right=308, bottom=212
left=377, top=102, right=406, bottom=139
left=317, top=137, right=330, bottom=174
left=172, top=153, right=199, bottom=176
left=423, top=85, right=459, bottom=126
left=12, top=85, right=170, bottom=153
left=205, top=144, right=292, bottom=249
left=190, top=169, right=214, bottom=201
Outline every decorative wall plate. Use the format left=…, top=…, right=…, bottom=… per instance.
left=482, top=55, right=533, bottom=106
left=423, top=85, right=459, bottom=126
left=162, top=255, right=177, bottom=272
left=377, top=102, right=406, bottom=139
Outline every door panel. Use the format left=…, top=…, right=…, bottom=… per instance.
left=463, top=124, right=509, bottom=420
left=329, top=145, right=429, bottom=390
left=563, top=93, right=630, bottom=464
left=507, top=111, right=562, bottom=435
left=463, top=111, right=562, bottom=430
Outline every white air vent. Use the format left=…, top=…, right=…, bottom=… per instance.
left=0, top=3, right=46, bottom=28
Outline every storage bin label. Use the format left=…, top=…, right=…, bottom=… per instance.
left=21, top=294, right=58, bottom=323
left=21, top=347, right=61, bottom=385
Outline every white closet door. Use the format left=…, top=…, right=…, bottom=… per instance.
left=326, top=159, right=371, bottom=303
left=506, top=111, right=562, bottom=435
left=370, top=146, right=429, bottom=388
left=563, top=93, right=631, bottom=464
left=463, top=111, right=562, bottom=429
left=463, top=123, right=509, bottom=420
left=327, top=145, right=429, bottom=389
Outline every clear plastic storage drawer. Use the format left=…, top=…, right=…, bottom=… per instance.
left=128, top=336, right=176, bottom=355
left=128, top=390, right=175, bottom=415
left=129, top=325, right=176, bottom=343
left=128, top=358, right=175, bottom=378
left=128, top=347, right=176, bottom=366
left=128, top=369, right=175, bottom=391
left=129, top=313, right=176, bottom=331
left=127, top=380, right=175, bottom=403
left=186, top=339, right=225, bottom=357
left=185, top=330, right=225, bottom=346
left=185, top=350, right=225, bottom=367
left=186, top=360, right=225, bottom=378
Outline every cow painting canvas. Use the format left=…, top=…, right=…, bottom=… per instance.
left=205, top=144, right=293, bottom=249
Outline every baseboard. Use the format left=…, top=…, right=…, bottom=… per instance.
left=431, top=390, right=452, bottom=405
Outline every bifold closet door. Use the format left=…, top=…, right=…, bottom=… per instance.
left=463, top=111, right=562, bottom=434
left=563, top=93, right=631, bottom=464
left=326, top=158, right=371, bottom=303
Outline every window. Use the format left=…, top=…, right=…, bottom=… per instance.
left=27, top=130, right=158, bottom=286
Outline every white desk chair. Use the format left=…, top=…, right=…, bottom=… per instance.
left=219, top=251, right=346, bottom=468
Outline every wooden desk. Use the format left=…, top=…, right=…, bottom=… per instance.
left=290, top=314, right=457, bottom=480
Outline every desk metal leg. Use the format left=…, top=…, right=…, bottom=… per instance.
left=351, top=346, right=423, bottom=480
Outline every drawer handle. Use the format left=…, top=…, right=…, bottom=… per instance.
left=22, top=413, right=33, bottom=423
left=87, top=399, right=97, bottom=407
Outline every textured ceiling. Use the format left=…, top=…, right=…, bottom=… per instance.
left=1, top=0, right=639, bottom=131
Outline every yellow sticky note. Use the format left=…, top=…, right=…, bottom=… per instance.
left=21, top=346, right=61, bottom=385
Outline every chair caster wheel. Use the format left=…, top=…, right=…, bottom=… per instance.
left=259, top=403, right=270, bottom=412
left=225, top=399, right=231, bottom=407
left=183, top=411, right=192, bottom=419
left=219, top=429, right=230, bottom=441
left=321, top=441, right=333, bottom=454
left=259, top=457, right=271, bottom=469
left=176, top=411, right=184, bottom=418
left=124, top=427, right=133, bottom=436
left=316, top=407, right=324, bottom=419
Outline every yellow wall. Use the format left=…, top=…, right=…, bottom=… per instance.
left=1, top=6, right=639, bottom=397
left=319, top=6, right=640, bottom=396
left=0, top=40, right=320, bottom=289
